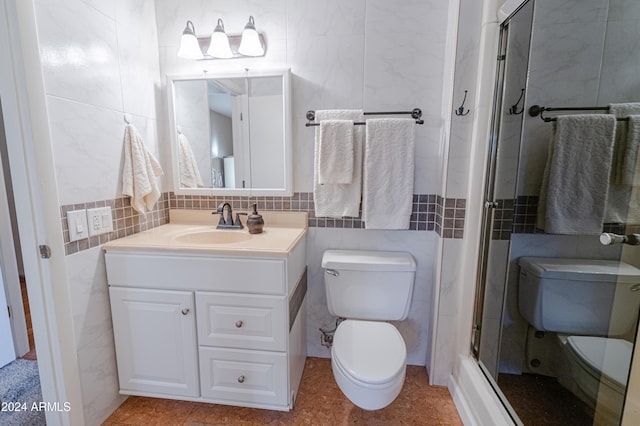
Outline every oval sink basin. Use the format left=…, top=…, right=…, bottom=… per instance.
left=174, top=230, right=253, bottom=245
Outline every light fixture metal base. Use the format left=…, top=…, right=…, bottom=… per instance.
left=197, top=33, right=266, bottom=60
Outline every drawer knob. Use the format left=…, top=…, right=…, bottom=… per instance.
left=237, top=375, right=245, bottom=383
left=181, top=308, right=190, bottom=315
left=235, top=320, right=244, bottom=328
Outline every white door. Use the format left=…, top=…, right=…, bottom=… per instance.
left=109, top=286, right=199, bottom=397
left=0, top=264, right=16, bottom=367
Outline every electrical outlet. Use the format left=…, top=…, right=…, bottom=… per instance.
left=87, top=207, right=114, bottom=236
left=67, top=210, right=88, bottom=242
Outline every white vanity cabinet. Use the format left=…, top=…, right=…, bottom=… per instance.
left=104, top=235, right=307, bottom=411
left=109, top=287, right=199, bottom=397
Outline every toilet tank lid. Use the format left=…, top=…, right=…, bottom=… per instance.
left=519, top=257, right=640, bottom=283
left=322, top=250, right=416, bottom=272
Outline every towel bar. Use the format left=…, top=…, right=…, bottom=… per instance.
left=528, top=105, right=629, bottom=122
left=305, top=108, right=423, bottom=127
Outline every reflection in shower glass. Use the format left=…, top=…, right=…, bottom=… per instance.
left=472, top=0, right=640, bottom=424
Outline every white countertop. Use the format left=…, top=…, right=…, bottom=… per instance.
left=102, top=210, right=308, bottom=257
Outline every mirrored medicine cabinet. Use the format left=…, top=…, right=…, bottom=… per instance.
left=167, top=68, right=292, bottom=196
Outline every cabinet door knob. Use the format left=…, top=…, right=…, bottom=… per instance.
left=235, top=320, right=243, bottom=328
left=181, top=308, right=190, bottom=315
left=237, top=375, right=245, bottom=383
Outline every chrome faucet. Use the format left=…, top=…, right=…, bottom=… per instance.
left=213, top=202, right=245, bottom=229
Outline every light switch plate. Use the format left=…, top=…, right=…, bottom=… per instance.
left=68, top=210, right=88, bottom=242
left=87, top=207, right=114, bottom=236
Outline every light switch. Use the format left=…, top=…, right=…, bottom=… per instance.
left=68, top=210, right=88, bottom=242
left=87, top=207, right=114, bottom=236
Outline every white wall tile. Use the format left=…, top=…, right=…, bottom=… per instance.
left=286, top=0, right=365, bottom=40
left=47, top=96, right=125, bottom=206
left=36, top=0, right=123, bottom=111
left=82, top=0, right=115, bottom=19
left=288, top=35, right=366, bottom=117
left=115, top=0, right=162, bottom=119
left=598, top=19, right=640, bottom=104
left=77, top=330, right=125, bottom=424
left=66, top=247, right=112, bottom=352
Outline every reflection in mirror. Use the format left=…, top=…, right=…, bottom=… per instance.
left=168, top=69, right=291, bottom=196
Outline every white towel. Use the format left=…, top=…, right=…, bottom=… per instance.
left=121, top=124, right=164, bottom=215
left=610, top=103, right=640, bottom=185
left=178, top=133, right=204, bottom=188
left=362, top=118, right=415, bottom=230
left=606, top=103, right=640, bottom=224
left=313, top=110, right=364, bottom=218
left=537, top=115, right=616, bottom=234
left=318, top=120, right=354, bottom=184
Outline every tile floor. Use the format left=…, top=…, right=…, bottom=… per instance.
left=103, top=357, right=463, bottom=425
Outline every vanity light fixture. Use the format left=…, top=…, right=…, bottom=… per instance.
left=207, top=19, right=233, bottom=59
left=177, top=21, right=204, bottom=60
left=177, top=17, right=266, bottom=60
left=238, top=16, right=264, bottom=56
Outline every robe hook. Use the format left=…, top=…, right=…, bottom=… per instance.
left=508, top=88, right=525, bottom=115
left=455, top=90, right=470, bottom=116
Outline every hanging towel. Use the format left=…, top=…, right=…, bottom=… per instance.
left=313, top=110, right=364, bottom=218
left=318, top=120, right=354, bottom=184
left=121, top=124, right=164, bottom=215
left=620, top=116, right=640, bottom=186
left=178, top=133, right=204, bottom=188
left=362, top=118, right=415, bottom=230
left=537, top=115, right=616, bottom=234
left=609, top=103, right=640, bottom=185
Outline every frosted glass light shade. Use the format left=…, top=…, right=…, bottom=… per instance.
left=238, top=16, right=264, bottom=56
left=207, top=19, right=233, bottom=58
left=177, top=21, right=203, bottom=60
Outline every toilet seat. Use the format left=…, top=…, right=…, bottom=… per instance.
left=565, top=336, right=631, bottom=392
left=332, top=320, right=406, bottom=386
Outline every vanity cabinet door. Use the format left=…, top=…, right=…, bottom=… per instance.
left=109, top=287, right=199, bottom=397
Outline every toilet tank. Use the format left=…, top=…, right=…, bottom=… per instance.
left=322, top=250, right=416, bottom=321
left=518, top=257, right=640, bottom=336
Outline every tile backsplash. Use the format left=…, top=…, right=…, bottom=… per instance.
left=61, top=192, right=466, bottom=255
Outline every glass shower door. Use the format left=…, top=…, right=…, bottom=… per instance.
left=472, top=0, right=640, bottom=425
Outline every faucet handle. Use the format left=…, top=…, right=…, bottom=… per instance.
left=212, top=211, right=226, bottom=226
left=234, top=212, right=247, bottom=229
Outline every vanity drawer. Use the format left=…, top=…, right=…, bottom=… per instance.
left=199, top=347, right=288, bottom=406
left=105, top=252, right=286, bottom=294
left=196, top=292, right=286, bottom=351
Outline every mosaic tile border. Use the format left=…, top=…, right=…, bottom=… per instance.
left=61, top=194, right=170, bottom=255
left=169, top=192, right=465, bottom=236
left=492, top=196, right=629, bottom=240
left=61, top=192, right=467, bottom=256
left=436, top=196, right=466, bottom=239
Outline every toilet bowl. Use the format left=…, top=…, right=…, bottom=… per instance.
left=331, top=320, right=407, bottom=410
left=322, top=250, right=416, bottom=410
left=558, top=334, right=631, bottom=421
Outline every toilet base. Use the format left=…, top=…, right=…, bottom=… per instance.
left=331, top=357, right=405, bottom=411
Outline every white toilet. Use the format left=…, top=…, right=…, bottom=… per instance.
left=518, top=257, right=640, bottom=418
left=322, top=249, right=416, bottom=410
